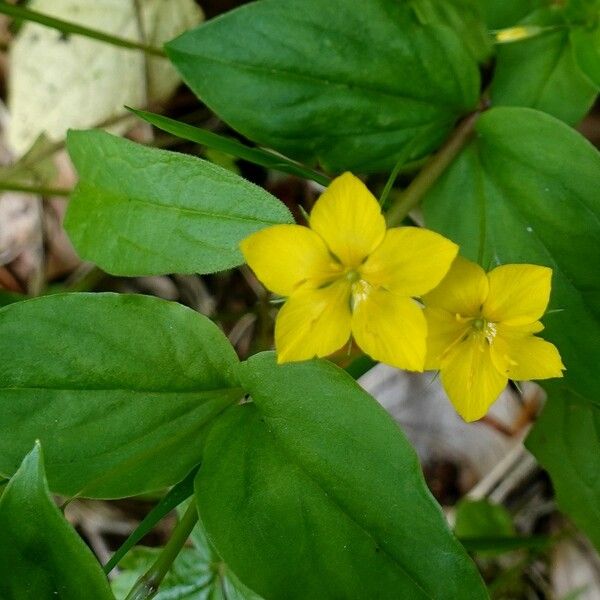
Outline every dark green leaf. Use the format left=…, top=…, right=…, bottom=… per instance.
left=459, top=536, right=550, bottom=553
left=197, top=353, right=486, bottom=600
left=0, top=444, right=114, bottom=599
left=526, top=388, right=600, bottom=551
left=130, top=109, right=330, bottom=186
left=571, top=24, right=600, bottom=89
left=412, top=0, right=492, bottom=63
left=0, top=290, right=25, bottom=306
left=423, top=107, right=600, bottom=406
left=491, top=10, right=597, bottom=125
left=0, top=293, right=242, bottom=498
left=166, top=0, right=480, bottom=172
left=478, top=0, right=543, bottom=29
left=66, top=130, right=292, bottom=277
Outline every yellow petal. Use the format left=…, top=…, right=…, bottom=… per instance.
left=241, top=224, right=340, bottom=296
left=351, top=289, right=426, bottom=371
left=483, top=264, right=552, bottom=326
left=423, top=256, right=489, bottom=317
left=361, top=227, right=458, bottom=295
left=423, top=307, right=469, bottom=370
left=441, top=335, right=507, bottom=422
left=491, top=334, right=565, bottom=381
left=275, top=279, right=351, bottom=362
left=309, top=172, right=385, bottom=267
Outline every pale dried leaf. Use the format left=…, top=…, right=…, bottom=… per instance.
left=8, top=0, right=202, bottom=157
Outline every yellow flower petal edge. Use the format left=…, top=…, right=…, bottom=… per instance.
left=309, top=172, right=386, bottom=267
left=241, top=172, right=459, bottom=368
left=424, top=256, right=565, bottom=422
left=275, top=279, right=352, bottom=362
left=361, top=227, right=458, bottom=296
left=240, top=224, right=340, bottom=296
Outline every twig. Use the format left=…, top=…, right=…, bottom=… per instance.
left=0, top=2, right=165, bottom=57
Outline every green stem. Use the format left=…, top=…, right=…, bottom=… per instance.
left=0, top=2, right=165, bottom=57
left=125, top=502, right=199, bottom=600
left=385, top=111, right=480, bottom=227
left=0, top=181, right=71, bottom=197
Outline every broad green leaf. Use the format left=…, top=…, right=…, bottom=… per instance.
left=197, top=353, right=486, bottom=600
left=571, top=24, right=600, bottom=89
left=166, top=0, right=480, bottom=172
left=7, top=0, right=202, bottom=157
left=0, top=293, right=242, bottom=498
left=66, top=129, right=292, bottom=276
left=526, top=388, right=600, bottom=551
left=491, top=10, right=597, bottom=125
left=0, top=444, right=114, bottom=599
left=423, top=107, right=600, bottom=406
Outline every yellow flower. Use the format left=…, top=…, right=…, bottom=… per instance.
left=423, top=256, right=565, bottom=422
left=241, top=172, right=458, bottom=369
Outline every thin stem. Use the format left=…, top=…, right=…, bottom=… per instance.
left=0, top=2, right=165, bottom=57
left=378, top=157, right=405, bottom=209
left=125, top=502, right=199, bottom=600
left=385, top=111, right=480, bottom=227
left=0, top=181, right=71, bottom=197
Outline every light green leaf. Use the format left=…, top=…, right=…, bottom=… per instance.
left=166, top=0, right=480, bottom=172
left=66, top=129, right=292, bottom=277
left=526, top=388, right=600, bottom=551
left=423, top=107, right=600, bottom=406
left=491, top=10, right=597, bottom=125
left=0, top=444, right=114, bottom=599
left=0, top=293, right=242, bottom=498
left=7, top=0, right=202, bottom=157
left=197, top=353, right=486, bottom=600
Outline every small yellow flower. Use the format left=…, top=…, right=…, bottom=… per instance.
left=241, top=172, right=458, bottom=369
left=423, top=256, right=565, bottom=422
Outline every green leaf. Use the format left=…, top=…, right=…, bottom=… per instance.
left=0, top=293, right=242, bottom=498
left=423, top=107, right=600, bottom=406
left=104, top=469, right=198, bottom=574
left=478, top=0, right=543, bottom=29
left=111, top=520, right=262, bottom=600
left=130, top=108, right=331, bottom=186
left=491, top=10, right=597, bottom=125
left=411, top=0, right=492, bottom=63
left=196, top=353, right=486, bottom=600
left=526, top=388, right=600, bottom=551
left=65, top=129, right=292, bottom=277
left=0, top=444, right=114, bottom=599
left=455, top=499, right=516, bottom=539
left=165, top=0, right=480, bottom=172
left=571, top=24, right=600, bottom=89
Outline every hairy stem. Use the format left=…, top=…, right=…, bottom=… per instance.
left=385, top=111, right=480, bottom=227
left=125, top=502, right=199, bottom=600
left=0, top=2, right=165, bottom=57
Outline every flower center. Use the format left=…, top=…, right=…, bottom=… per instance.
left=345, top=269, right=361, bottom=283
left=470, top=317, right=497, bottom=344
